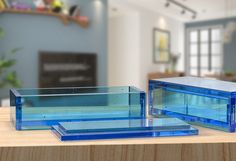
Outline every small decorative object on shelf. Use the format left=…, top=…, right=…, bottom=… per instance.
left=10, top=86, right=146, bottom=130
left=69, top=5, right=80, bottom=17
left=78, top=16, right=88, bottom=25
left=44, top=0, right=63, bottom=13
left=169, top=52, right=180, bottom=72
left=0, top=8, right=89, bottom=27
left=0, top=0, right=89, bottom=27
left=11, top=1, right=32, bottom=10
left=51, top=0, right=63, bottom=13
left=3, top=0, right=10, bottom=8
left=0, top=0, right=5, bottom=9
left=52, top=118, right=198, bottom=141
left=33, top=0, right=46, bottom=11
left=149, top=77, right=236, bottom=132
left=61, top=1, right=69, bottom=15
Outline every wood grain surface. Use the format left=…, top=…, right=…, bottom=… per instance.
left=0, top=144, right=236, bottom=161
left=1, top=107, right=236, bottom=161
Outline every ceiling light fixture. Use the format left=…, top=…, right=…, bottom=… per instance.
left=165, top=2, right=170, bottom=7
left=112, top=7, right=117, bottom=12
left=165, top=0, right=197, bottom=19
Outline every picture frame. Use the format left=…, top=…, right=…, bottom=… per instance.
left=153, top=28, right=171, bottom=63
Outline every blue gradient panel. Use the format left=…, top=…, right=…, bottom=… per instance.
left=52, top=118, right=198, bottom=141
left=10, top=86, right=146, bottom=130
left=149, top=77, right=236, bottom=132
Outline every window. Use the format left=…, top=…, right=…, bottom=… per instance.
left=187, top=26, right=223, bottom=76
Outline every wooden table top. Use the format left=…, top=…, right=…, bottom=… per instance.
left=0, top=107, right=236, bottom=147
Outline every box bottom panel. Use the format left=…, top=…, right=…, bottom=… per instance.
left=14, top=105, right=144, bottom=130
left=20, top=106, right=141, bottom=120
left=151, top=108, right=235, bottom=132
left=155, top=105, right=227, bottom=123
left=52, top=125, right=199, bottom=141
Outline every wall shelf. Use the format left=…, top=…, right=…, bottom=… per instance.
left=0, top=9, right=89, bottom=28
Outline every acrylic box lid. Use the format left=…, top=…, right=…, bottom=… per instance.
left=153, top=76, right=236, bottom=93
left=58, top=118, right=191, bottom=134
left=52, top=118, right=198, bottom=141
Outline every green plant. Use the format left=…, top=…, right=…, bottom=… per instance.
left=0, top=27, right=21, bottom=88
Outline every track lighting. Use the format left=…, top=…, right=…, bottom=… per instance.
left=164, top=0, right=197, bottom=19
left=192, top=14, right=197, bottom=19
left=165, top=2, right=170, bottom=7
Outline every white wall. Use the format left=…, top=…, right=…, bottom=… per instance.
left=108, top=8, right=184, bottom=91
left=108, top=12, right=141, bottom=87
left=139, top=10, right=185, bottom=91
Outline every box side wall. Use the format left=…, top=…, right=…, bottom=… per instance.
left=148, top=80, right=235, bottom=132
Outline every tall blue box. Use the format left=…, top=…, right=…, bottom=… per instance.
left=10, top=86, right=146, bottom=130
left=149, top=77, right=236, bottom=132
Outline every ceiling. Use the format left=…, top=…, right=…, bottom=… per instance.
left=109, top=0, right=236, bottom=22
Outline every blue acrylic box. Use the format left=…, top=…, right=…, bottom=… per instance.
left=10, top=86, right=146, bottom=130
left=52, top=118, right=198, bottom=141
left=149, top=77, right=236, bottom=132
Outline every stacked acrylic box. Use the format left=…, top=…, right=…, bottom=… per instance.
left=10, top=86, right=198, bottom=141
left=11, top=76, right=236, bottom=141
left=10, top=86, right=146, bottom=130
left=52, top=118, right=198, bottom=141
left=149, top=77, right=236, bottom=132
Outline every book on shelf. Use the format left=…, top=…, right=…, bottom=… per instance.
left=69, top=5, right=80, bottom=17
left=2, top=0, right=10, bottom=8
left=0, top=0, right=6, bottom=9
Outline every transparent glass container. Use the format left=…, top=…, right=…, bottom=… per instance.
left=52, top=118, right=198, bottom=141
left=10, top=86, right=146, bottom=130
left=149, top=77, right=236, bottom=132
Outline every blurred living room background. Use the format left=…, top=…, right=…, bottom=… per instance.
left=0, top=0, right=236, bottom=106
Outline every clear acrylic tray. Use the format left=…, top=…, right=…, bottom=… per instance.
left=52, top=118, right=198, bottom=141
left=149, top=77, right=236, bottom=132
left=10, top=86, right=146, bottom=130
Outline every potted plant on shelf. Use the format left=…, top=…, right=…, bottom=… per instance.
left=0, top=54, right=21, bottom=88
left=0, top=27, right=21, bottom=106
